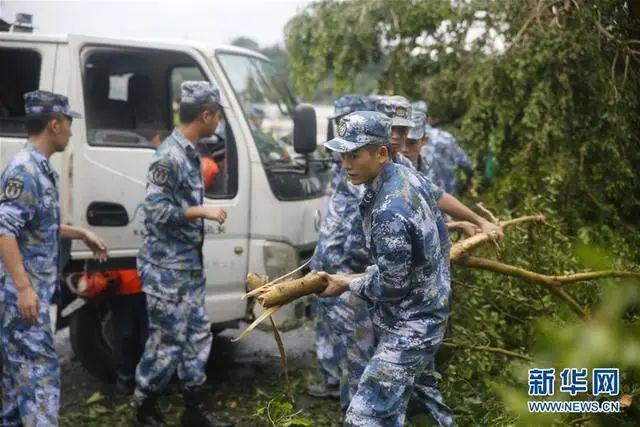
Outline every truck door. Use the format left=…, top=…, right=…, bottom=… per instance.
left=66, top=35, right=250, bottom=323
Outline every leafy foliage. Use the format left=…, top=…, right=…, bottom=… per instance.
left=253, top=393, right=313, bottom=427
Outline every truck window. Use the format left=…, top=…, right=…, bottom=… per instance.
left=82, top=48, right=175, bottom=147
left=169, top=67, right=238, bottom=200
left=0, top=48, right=41, bottom=137
left=217, top=52, right=327, bottom=201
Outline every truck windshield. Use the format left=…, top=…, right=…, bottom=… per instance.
left=216, top=52, right=327, bottom=201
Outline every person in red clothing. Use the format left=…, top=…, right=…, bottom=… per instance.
left=201, top=156, right=219, bottom=192
left=80, top=269, right=149, bottom=394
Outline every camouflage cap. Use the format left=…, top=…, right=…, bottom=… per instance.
left=407, top=111, right=427, bottom=140
left=180, top=81, right=223, bottom=106
left=412, top=100, right=428, bottom=115
left=23, top=90, right=82, bottom=118
left=329, top=94, right=372, bottom=119
left=374, top=95, right=414, bottom=128
left=324, top=111, right=391, bottom=153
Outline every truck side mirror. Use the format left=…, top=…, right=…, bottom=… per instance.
left=293, top=103, right=317, bottom=154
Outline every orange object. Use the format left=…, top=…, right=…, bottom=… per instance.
left=115, top=269, right=143, bottom=296
left=80, top=269, right=142, bottom=297
left=78, top=271, right=110, bottom=297
left=201, top=156, right=219, bottom=189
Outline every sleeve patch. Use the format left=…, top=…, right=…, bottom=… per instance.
left=149, top=162, right=171, bottom=186
left=3, top=178, right=24, bottom=200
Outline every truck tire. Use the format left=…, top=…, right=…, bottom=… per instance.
left=69, top=302, right=116, bottom=383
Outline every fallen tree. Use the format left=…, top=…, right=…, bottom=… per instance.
left=232, top=211, right=640, bottom=405
left=236, top=212, right=640, bottom=341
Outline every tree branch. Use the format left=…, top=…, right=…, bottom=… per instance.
left=476, top=202, right=500, bottom=224
left=456, top=256, right=591, bottom=318
left=450, top=214, right=547, bottom=261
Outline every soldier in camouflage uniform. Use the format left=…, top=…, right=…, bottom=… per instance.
left=319, top=109, right=499, bottom=418
left=134, top=81, right=232, bottom=427
left=422, top=125, right=473, bottom=194
left=369, top=98, right=468, bottom=239
left=412, top=99, right=473, bottom=194
left=371, top=95, right=416, bottom=169
left=309, top=94, right=372, bottom=400
left=325, top=95, right=372, bottom=198
left=403, top=110, right=430, bottom=176
left=405, top=107, right=497, bottom=237
left=0, top=91, right=108, bottom=426
left=319, top=110, right=454, bottom=426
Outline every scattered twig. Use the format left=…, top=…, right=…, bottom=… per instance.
left=269, top=316, right=293, bottom=403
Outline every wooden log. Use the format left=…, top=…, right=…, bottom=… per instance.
left=258, top=273, right=328, bottom=308
left=246, top=273, right=268, bottom=291
left=244, top=259, right=311, bottom=299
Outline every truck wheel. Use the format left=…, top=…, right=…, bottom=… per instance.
left=69, top=302, right=116, bottom=383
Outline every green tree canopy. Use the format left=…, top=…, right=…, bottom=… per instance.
left=286, top=0, right=640, bottom=252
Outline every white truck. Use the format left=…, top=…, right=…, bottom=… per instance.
left=0, top=31, right=327, bottom=381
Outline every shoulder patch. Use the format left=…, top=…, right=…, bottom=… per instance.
left=149, top=161, right=171, bottom=186
left=4, top=177, right=24, bottom=200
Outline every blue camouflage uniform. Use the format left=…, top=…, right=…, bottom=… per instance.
left=312, top=94, right=373, bottom=395
left=339, top=161, right=444, bottom=412
left=343, top=163, right=451, bottom=411
left=325, top=111, right=454, bottom=427
left=0, top=91, right=81, bottom=426
left=134, top=81, right=221, bottom=403
left=423, top=125, right=473, bottom=194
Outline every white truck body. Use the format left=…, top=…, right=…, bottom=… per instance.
left=0, top=33, right=326, bottom=329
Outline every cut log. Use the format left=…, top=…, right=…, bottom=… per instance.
left=246, top=273, right=268, bottom=291
left=259, top=273, right=328, bottom=308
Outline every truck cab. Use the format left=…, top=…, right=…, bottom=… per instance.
left=0, top=32, right=327, bottom=380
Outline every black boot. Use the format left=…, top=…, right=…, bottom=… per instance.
left=181, top=389, right=234, bottom=427
left=135, top=395, right=165, bottom=427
